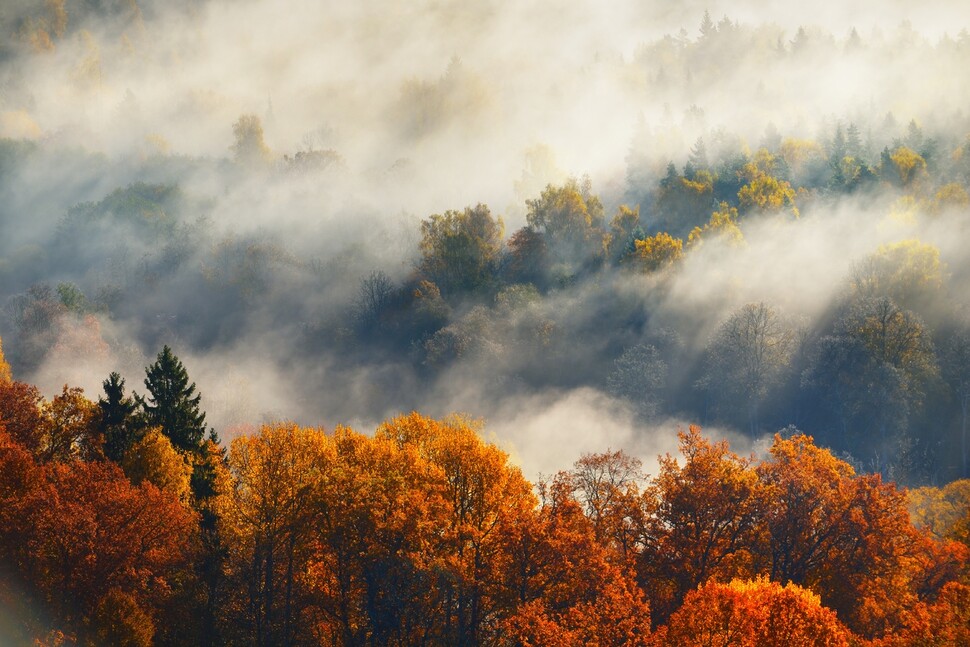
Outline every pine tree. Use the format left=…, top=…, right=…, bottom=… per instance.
left=98, top=371, right=140, bottom=462
left=138, top=346, right=207, bottom=453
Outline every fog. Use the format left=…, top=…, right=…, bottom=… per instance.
left=2, top=0, right=970, bottom=480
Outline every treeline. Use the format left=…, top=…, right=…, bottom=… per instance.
left=4, top=113, right=970, bottom=483
left=0, top=343, right=968, bottom=645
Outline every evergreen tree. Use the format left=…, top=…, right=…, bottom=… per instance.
left=98, top=371, right=140, bottom=462
left=137, top=346, right=207, bottom=453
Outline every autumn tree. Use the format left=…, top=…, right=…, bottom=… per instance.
left=526, top=178, right=606, bottom=274
left=418, top=203, right=504, bottom=296
left=0, top=430, right=197, bottom=644
left=737, top=150, right=799, bottom=217
left=0, top=379, right=45, bottom=455
left=664, top=578, right=850, bottom=647
left=37, top=385, right=100, bottom=462
left=639, top=426, right=766, bottom=622
left=655, top=163, right=715, bottom=236
left=687, top=201, right=744, bottom=248
left=220, top=423, right=331, bottom=645
left=122, top=427, right=193, bottom=503
left=377, top=413, right=537, bottom=645
left=607, top=204, right=644, bottom=264
left=499, top=475, right=652, bottom=647
left=880, top=146, right=927, bottom=187
left=851, top=239, right=944, bottom=312
left=632, top=232, right=684, bottom=273
left=0, top=335, right=12, bottom=383
left=568, top=449, right=647, bottom=562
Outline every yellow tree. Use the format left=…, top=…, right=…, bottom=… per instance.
left=633, top=232, right=683, bottom=272
left=121, top=427, right=193, bottom=503
left=38, top=385, right=100, bottom=462
left=0, top=335, right=11, bottom=383
left=687, top=202, right=744, bottom=248
left=377, top=413, right=537, bottom=645
left=220, top=423, right=332, bottom=646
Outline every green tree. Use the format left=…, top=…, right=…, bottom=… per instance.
left=137, top=346, right=207, bottom=454
left=418, top=204, right=504, bottom=296
left=98, top=372, right=140, bottom=463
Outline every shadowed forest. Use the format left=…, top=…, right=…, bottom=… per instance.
left=2, top=0, right=970, bottom=644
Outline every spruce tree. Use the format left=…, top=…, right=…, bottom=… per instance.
left=138, top=345, right=207, bottom=453
left=98, top=371, right=140, bottom=462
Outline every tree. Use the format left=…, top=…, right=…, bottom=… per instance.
left=665, top=578, right=850, bottom=647
left=687, top=202, right=744, bottom=248
left=230, top=114, right=272, bottom=167
left=377, top=413, right=537, bottom=645
left=807, top=298, right=937, bottom=469
left=220, top=423, right=332, bottom=645
left=38, top=385, right=100, bottom=462
left=607, top=204, right=642, bottom=264
left=418, top=204, right=504, bottom=296
left=353, top=270, right=395, bottom=331
left=702, top=303, right=796, bottom=434
left=881, top=146, right=927, bottom=187
left=940, top=329, right=970, bottom=478
left=632, top=232, right=684, bottom=273
left=639, top=426, right=766, bottom=622
left=607, top=344, right=668, bottom=418
left=0, top=380, right=45, bottom=455
left=137, top=346, right=208, bottom=454
left=851, top=239, right=944, bottom=311
left=98, top=372, right=140, bottom=463
left=526, top=178, right=606, bottom=273
left=568, top=449, right=647, bottom=561
left=0, top=335, right=12, bottom=383
left=122, top=428, right=193, bottom=503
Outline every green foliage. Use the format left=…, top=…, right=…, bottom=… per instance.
left=98, top=372, right=140, bottom=463
left=418, top=203, right=504, bottom=296
left=137, top=346, right=207, bottom=454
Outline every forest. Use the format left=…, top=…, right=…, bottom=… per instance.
left=2, top=0, right=970, bottom=643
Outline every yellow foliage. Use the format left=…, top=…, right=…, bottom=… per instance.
left=888, top=147, right=927, bottom=187
left=738, top=174, right=798, bottom=217
left=688, top=202, right=744, bottom=248
left=779, top=138, right=824, bottom=173
left=122, top=428, right=193, bottom=503
left=633, top=232, right=684, bottom=272
left=854, top=239, right=944, bottom=305
left=0, top=336, right=11, bottom=383
left=930, top=183, right=970, bottom=215
left=909, top=480, right=970, bottom=543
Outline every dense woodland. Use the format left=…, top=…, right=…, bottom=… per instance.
left=3, top=0, right=970, bottom=644
left=0, top=344, right=968, bottom=645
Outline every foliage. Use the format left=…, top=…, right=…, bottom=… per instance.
left=632, top=232, right=684, bottom=272
left=419, top=203, right=504, bottom=295
left=665, top=578, right=850, bottom=647
left=137, top=345, right=208, bottom=454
